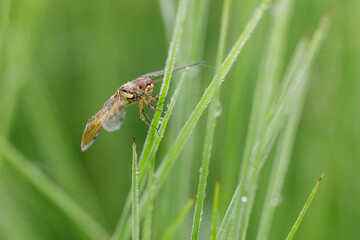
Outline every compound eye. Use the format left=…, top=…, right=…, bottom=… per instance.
left=137, top=79, right=147, bottom=90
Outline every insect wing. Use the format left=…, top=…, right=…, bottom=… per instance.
left=103, top=109, right=126, bottom=132
left=102, top=93, right=126, bottom=132
left=81, top=111, right=103, bottom=151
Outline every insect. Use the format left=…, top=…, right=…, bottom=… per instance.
left=81, top=62, right=202, bottom=151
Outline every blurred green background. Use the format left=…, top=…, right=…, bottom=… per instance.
left=0, top=0, right=359, bottom=239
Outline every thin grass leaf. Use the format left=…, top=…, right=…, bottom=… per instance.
left=142, top=70, right=188, bottom=240
left=210, top=178, right=221, bottom=240
left=217, top=38, right=308, bottom=240
left=155, top=0, right=270, bottom=194
left=138, top=0, right=190, bottom=172
left=160, top=196, right=196, bottom=240
left=190, top=0, right=232, bottom=238
left=0, top=138, right=109, bottom=240
left=119, top=0, right=270, bottom=237
left=256, top=38, right=308, bottom=240
left=111, top=0, right=190, bottom=238
left=114, top=72, right=188, bottom=240
left=132, top=138, right=140, bottom=240
left=232, top=14, right=331, bottom=240
left=216, top=185, right=239, bottom=240
left=232, top=0, right=293, bottom=236
left=286, top=175, right=324, bottom=240
left=141, top=161, right=154, bottom=240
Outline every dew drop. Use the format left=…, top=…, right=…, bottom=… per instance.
left=214, top=100, right=222, bottom=117
left=241, top=196, right=248, bottom=202
left=271, top=195, right=282, bottom=206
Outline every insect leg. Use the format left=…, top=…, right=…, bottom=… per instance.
left=147, top=95, right=159, bottom=101
left=139, top=100, right=161, bottom=135
left=143, top=97, right=165, bottom=113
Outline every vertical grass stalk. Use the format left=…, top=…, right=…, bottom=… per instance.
left=255, top=38, right=308, bottom=240
left=132, top=138, right=140, bottom=240
left=112, top=0, right=190, bottom=237
left=232, top=15, right=331, bottom=240
left=118, top=0, right=270, bottom=237
left=190, top=0, right=232, bottom=238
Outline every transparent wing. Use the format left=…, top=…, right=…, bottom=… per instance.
left=101, top=93, right=126, bottom=132
left=103, top=109, right=126, bottom=132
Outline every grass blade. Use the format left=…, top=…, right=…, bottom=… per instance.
left=256, top=38, right=308, bottom=240
left=155, top=0, right=270, bottom=195
left=160, top=196, right=196, bottom=240
left=0, top=138, right=109, bottom=240
left=190, top=0, right=232, bottom=238
left=111, top=0, right=190, bottom=238
left=232, top=0, right=293, bottom=236
left=142, top=69, right=188, bottom=240
left=232, top=14, right=331, bottom=240
left=132, top=138, right=139, bottom=240
left=210, top=178, right=221, bottom=240
left=286, top=175, right=324, bottom=240
left=119, top=0, right=270, bottom=237
left=216, top=185, right=239, bottom=240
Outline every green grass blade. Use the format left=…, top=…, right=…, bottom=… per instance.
left=286, top=175, right=324, bottom=240
left=232, top=0, right=293, bottom=236
left=155, top=0, right=270, bottom=194
left=210, top=178, right=221, bottom=240
left=256, top=38, right=308, bottom=240
left=114, top=73, right=188, bottom=240
left=232, top=14, right=331, bottom=240
left=111, top=0, right=190, bottom=238
left=142, top=161, right=154, bottom=240
left=216, top=35, right=308, bottom=240
left=119, top=0, right=269, bottom=237
left=132, top=138, right=139, bottom=240
left=216, top=185, right=239, bottom=240
left=110, top=72, right=187, bottom=240
left=138, top=0, right=190, bottom=173
left=190, top=0, right=232, bottom=238
left=0, top=138, right=109, bottom=240
left=160, top=196, right=195, bottom=240
left=142, top=70, right=188, bottom=240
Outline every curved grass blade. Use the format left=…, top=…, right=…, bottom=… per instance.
left=0, top=138, right=109, bottom=240
left=256, top=38, right=308, bottom=240
left=111, top=0, right=190, bottom=238
left=232, top=14, right=331, bottom=240
left=118, top=0, right=270, bottom=237
left=286, top=175, right=324, bottom=240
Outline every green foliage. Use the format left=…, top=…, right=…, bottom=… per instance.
left=0, top=0, right=357, bottom=240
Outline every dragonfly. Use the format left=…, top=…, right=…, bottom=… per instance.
left=81, top=62, right=202, bottom=151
